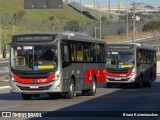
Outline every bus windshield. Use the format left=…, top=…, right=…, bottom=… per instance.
left=106, top=51, right=135, bottom=69
left=11, top=45, right=57, bottom=71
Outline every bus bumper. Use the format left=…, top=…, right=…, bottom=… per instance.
left=106, top=75, right=136, bottom=84
left=9, top=79, right=62, bottom=94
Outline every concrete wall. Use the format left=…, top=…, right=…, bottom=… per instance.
left=157, top=61, right=160, bottom=74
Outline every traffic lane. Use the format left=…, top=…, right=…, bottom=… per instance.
left=57, top=77, right=160, bottom=111
left=0, top=81, right=9, bottom=87
left=0, top=60, right=9, bottom=76
left=34, top=79, right=160, bottom=120
left=0, top=77, right=159, bottom=114
left=0, top=87, right=120, bottom=111
left=0, top=66, right=9, bottom=77
left=0, top=61, right=9, bottom=67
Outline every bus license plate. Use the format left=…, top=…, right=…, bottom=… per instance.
left=30, top=86, right=39, bottom=89
left=115, top=78, right=121, bottom=80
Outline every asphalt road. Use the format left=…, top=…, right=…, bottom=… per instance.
left=0, top=75, right=160, bottom=120
left=0, top=59, right=9, bottom=77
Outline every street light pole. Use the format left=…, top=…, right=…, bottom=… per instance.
left=126, top=0, right=129, bottom=39
left=109, top=0, right=110, bottom=17
left=131, top=2, right=136, bottom=42
left=100, top=8, right=102, bottom=39
left=132, top=1, right=136, bottom=42
left=95, top=27, right=97, bottom=38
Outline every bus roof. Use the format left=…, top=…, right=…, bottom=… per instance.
left=12, top=32, right=106, bottom=44
left=106, top=43, right=156, bottom=51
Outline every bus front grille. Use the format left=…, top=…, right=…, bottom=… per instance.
left=107, top=78, right=130, bottom=81
left=17, top=85, right=52, bottom=91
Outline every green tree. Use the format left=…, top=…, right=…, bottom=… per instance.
left=101, top=17, right=109, bottom=24
left=58, top=16, right=65, bottom=24
left=144, top=5, right=154, bottom=9
left=13, top=13, right=18, bottom=24
left=142, top=21, right=160, bottom=32
left=49, top=16, right=54, bottom=30
left=64, top=20, right=79, bottom=32
left=16, top=10, right=26, bottom=21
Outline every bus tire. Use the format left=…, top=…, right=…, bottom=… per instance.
left=87, top=77, right=96, bottom=96
left=65, top=79, right=75, bottom=99
left=106, top=83, right=112, bottom=88
left=22, top=93, right=32, bottom=100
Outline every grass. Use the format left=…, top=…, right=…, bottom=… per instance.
left=0, top=0, right=155, bottom=50
left=104, top=31, right=154, bottom=43
left=0, top=0, right=95, bottom=48
left=0, top=0, right=94, bottom=23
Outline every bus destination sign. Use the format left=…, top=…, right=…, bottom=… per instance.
left=106, top=45, right=133, bottom=51
left=16, top=36, right=55, bottom=42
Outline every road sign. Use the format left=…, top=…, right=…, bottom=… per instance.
left=136, top=16, right=140, bottom=21
left=24, top=0, right=63, bottom=9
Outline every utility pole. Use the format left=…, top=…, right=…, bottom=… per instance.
left=95, top=27, right=97, bottom=38
left=126, top=0, right=128, bottom=39
left=100, top=8, right=102, bottom=39
left=132, top=1, right=136, bottom=43
left=109, top=0, right=110, bottom=17
left=93, top=0, right=95, bottom=8
left=131, top=2, right=144, bottom=42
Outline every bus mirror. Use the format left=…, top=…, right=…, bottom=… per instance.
left=137, top=63, right=140, bottom=66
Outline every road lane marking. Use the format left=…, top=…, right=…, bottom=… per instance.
left=0, top=105, right=24, bottom=110
left=0, top=86, right=9, bottom=89
left=0, top=61, right=9, bottom=64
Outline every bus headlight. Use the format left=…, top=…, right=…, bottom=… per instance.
left=53, top=71, right=61, bottom=81
left=131, top=69, right=136, bottom=76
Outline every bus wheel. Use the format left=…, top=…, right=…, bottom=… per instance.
left=87, top=77, right=96, bottom=96
left=106, top=83, right=112, bottom=88
left=65, top=79, right=75, bottom=99
left=22, top=93, right=32, bottom=100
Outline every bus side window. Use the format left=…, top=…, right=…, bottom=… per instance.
left=71, top=43, right=76, bottom=62
left=62, top=42, right=69, bottom=62
left=97, top=44, right=103, bottom=63
left=83, top=43, right=91, bottom=62
left=154, top=52, right=156, bottom=63
left=76, top=43, right=83, bottom=62
left=90, top=43, right=97, bottom=62
left=140, top=51, right=144, bottom=63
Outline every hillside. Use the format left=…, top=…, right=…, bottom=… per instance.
left=0, top=0, right=95, bottom=49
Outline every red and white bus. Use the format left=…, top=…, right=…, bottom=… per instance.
left=9, top=32, right=106, bottom=99
left=106, top=43, right=156, bottom=88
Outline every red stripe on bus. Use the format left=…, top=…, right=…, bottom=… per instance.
left=84, top=70, right=106, bottom=83
left=106, top=70, right=132, bottom=77
left=13, top=73, right=55, bottom=84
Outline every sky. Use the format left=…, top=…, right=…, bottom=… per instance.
left=72, top=0, right=160, bottom=8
